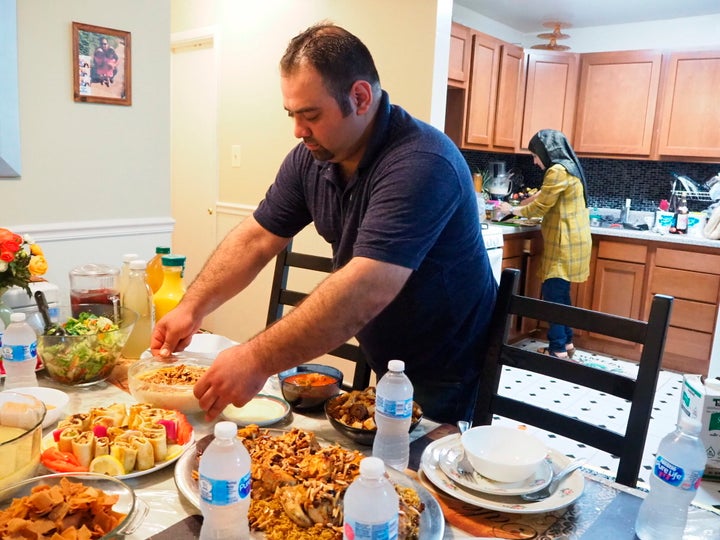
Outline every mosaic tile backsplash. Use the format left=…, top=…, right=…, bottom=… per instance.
left=463, top=150, right=720, bottom=214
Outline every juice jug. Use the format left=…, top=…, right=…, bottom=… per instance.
left=153, top=255, right=187, bottom=321
left=147, top=246, right=171, bottom=293
left=69, top=264, right=120, bottom=314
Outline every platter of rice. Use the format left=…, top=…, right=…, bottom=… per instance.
left=174, top=425, right=443, bottom=540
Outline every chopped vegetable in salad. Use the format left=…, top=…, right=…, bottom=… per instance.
left=62, top=312, right=119, bottom=335
left=38, top=312, right=125, bottom=384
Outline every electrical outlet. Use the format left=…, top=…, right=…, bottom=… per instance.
left=231, top=145, right=241, bottom=167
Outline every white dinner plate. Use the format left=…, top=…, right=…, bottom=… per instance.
left=438, top=437, right=553, bottom=495
left=421, top=434, right=585, bottom=514
left=175, top=431, right=445, bottom=540
left=2, top=386, right=69, bottom=429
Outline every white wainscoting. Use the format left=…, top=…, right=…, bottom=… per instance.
left=11, top=217, right=174, bottom=303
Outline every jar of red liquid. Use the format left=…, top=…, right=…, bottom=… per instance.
left=69, top=264, right=120, bottom=313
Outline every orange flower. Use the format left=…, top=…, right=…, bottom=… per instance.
left=29, top=255, right=48, bottom=276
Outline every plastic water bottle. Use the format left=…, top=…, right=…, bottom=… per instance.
left=1, top=312, right=38, bottom=389
left=199, top=421, right=251, bottom=539
left=634, top=415, right=707, bottom=539
left=343, top=456, right=399, bottom=540
left=372, top=359, right=413, bottom=471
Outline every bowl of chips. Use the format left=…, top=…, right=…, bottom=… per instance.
left=324, top=387, right=423, bottom=446
left=0, top=472, right=147, bottom=538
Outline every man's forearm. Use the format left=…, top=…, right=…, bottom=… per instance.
left=181, top=217, right=289, bottom=318
left=246, top=256, right=411, bottom=375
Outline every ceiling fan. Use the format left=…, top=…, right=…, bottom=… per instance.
left=531, top=22, right=571, bottom=51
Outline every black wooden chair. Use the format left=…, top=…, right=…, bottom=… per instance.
left=474, top=268, right=673, bottom=487
left=266, top=242, right=373, bottom=392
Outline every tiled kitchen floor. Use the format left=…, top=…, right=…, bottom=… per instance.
left=495, top=338, right=720, bottom=511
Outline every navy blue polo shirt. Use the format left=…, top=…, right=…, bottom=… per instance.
left=255, top=91, right=497, bottom=423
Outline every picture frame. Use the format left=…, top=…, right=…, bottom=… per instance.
left=72, top=22, right=131, bottom=106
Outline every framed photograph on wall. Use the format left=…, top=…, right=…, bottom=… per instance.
left=72, top=22, right=131, bottom=105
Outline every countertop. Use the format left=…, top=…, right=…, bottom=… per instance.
left=490, top=220, right=720, bottom=250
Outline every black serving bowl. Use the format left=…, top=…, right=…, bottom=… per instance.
left=278, top=363, right=343, bottom=410
left=324, top=391, right=423, bottom=446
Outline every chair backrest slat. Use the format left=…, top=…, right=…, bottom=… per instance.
left=475, top=268, right=673, bottom=488
left=266, top=242, right=372, bottom=392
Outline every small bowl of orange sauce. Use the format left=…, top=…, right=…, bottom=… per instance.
left=278, top=364, right=343, bottom=410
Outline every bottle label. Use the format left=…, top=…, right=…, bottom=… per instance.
left=653, top=455, right=703, bottom=491
left=199, top=471, right=251, bottom=506
left=375, top=395, right=412, bottom=419
left=1, top=342, right=37, bottom=362
left=344, top=515, right=398, bottom=540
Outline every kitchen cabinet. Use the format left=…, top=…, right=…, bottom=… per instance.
left=448, top=23, right=470, bottom=88
left=646, top=247, right=720, bottom=374
left=520, top=51, right=579, bottom=150
left=573, top=50, right=662, bottom=156
left=444, top=29, right=524, bottom=152
left=656, top=50, right=720, bottom=160
left=501, top=231, right=543, bottom=340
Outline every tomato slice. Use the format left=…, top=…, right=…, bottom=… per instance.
left=41, top=447, right=89, bottom=473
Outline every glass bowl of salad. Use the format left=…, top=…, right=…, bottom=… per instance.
left=37, top=304, right=137, bottom=386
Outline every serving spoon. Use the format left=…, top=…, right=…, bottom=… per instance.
left=34, top=290, right=65, bottom=336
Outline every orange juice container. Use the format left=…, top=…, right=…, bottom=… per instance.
left=147, top=246, right=171, bottom=293
left=153, top=255, right=187, bottom=321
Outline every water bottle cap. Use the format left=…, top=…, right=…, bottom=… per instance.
left=387, top=359, right=405, bottom=372
left=678, top=415, right=702, bottom=435
left=122, top=253, right=139, bottom=263
left=10, top=312, right=26, bottom=323
left=360, top=457, right=385, bottom=478
left=129, top=260, right=148, bottom=270
left=214, top=421, right=238, bottom=439
left=155, top=246, right=171, bottom=254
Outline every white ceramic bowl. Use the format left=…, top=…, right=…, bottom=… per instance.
left=461, top=425, right=547, bottom=483
left=2, top=387, right=69, bottom=429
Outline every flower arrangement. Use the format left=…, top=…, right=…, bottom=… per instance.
left=0, top=228, right=48, bottom=295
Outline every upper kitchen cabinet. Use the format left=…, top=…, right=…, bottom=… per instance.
left=448, top=23, right=471, bottom=89
left=656, top=50, right=720, bottom=160
left=463, top=32, right=524, bottom=151
left=573, top=50, right=662, bottom=156
left=520, top=51, right=579, bottom=150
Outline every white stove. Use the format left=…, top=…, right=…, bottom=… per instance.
left=481, top=223, right=504, bottom=284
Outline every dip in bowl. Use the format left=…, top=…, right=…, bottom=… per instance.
left=128, top=353, right=212, bottom=414
left=278, top=363, right=342, bottom=410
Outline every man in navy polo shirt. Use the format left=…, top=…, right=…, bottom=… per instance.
left=152, top=22, right=497, bottom=424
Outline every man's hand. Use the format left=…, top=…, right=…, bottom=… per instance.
left=150, top=303, right=202, bottom=357
left=193, top=343, right=269, bottom=421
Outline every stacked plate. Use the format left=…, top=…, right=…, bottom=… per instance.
left=419, top=434, right=585, bottom=514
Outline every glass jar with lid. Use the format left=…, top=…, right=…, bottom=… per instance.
left=69, top=263, right=120, bottom=313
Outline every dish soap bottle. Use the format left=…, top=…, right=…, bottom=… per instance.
left=153, top=255, right=187, bottom=321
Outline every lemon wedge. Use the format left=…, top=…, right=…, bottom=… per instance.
left=89, top=455, right=126, bottom=476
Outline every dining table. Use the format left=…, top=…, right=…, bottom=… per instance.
left=25, top=355, right=720, bottom=540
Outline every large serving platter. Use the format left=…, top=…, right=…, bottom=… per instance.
left=421, top=434, right=585, bottom=514
left=175, top=430, right=444, bottom=540
left=42, top=431, right=193, bottom=480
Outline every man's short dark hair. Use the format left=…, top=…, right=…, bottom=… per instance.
left=280, top=22, right=381, bottom=116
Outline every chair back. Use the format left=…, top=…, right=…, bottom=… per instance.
left=474, top=268, right=673, bottom=487
left=266, top=242, right=372, bottom=392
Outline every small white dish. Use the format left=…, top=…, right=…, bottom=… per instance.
left=439, top=439, right=553, bottom=495
left=3, top=387, right=69, bottom=429
left=221, top=394, right=291, bottom=427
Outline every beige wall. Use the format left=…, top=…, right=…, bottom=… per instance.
left=4, top=0, right=171, bottom=226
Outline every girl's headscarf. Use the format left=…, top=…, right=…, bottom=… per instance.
left=528, top=129, right=588, bottom=207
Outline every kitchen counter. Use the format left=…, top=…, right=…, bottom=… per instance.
left=491, top=219, right=720, bottom=250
